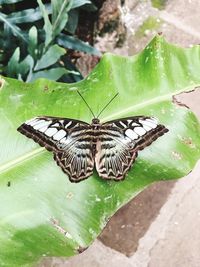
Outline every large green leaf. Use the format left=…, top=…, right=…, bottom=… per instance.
left=0, top=35, right=200, bottom=266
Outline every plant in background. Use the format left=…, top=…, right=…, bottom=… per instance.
left=0, top=0, right=100, bottom=83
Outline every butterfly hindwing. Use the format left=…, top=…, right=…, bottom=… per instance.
left=95, top=116, right=168, bottom=180
left=54, top=148, right=94, bottom=183
left=17, top=116, right=94, bottom=182
left=95, top=135, right=138, bottom=180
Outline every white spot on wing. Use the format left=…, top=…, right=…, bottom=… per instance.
left=119, top=121, right=127, bottom=128
left=139, top=119, right=152, bottom=131
left=60, top=137, right=67, bottom=143
left=142, top=124, right=152, bottom=131
left=65, top=121, right=72, bottom=128
left=134, top=127, right=146, bottom=136
left=53, top=129, right=66, bottom=140
left=125, top=129, right=138, bottom=140
left=33, top=120, right=50, bottom=130
left=26, top=118, right=39, bottom=126
left=45, top=127, right=57, bottom=137
left=52, top=123, right=59, bottom=127
left=32, top=120, right=45, bottom=128
left=131, top=122, right=139, bottom=127
left=150, top=117, right=158, bottom=123
left=142, top=119, right=157, bottom=129
left=39, top=125, right=49, bottom=132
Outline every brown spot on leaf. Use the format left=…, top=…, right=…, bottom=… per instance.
left=77, top=246, right=88, bottom=254
left=43, top=85, right=49, bottom=92
left=181, top=137, right=196, bottom=149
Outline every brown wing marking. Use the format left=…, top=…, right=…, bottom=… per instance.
left=95, top=137, right=138, bottom=181
left=53, top=145, right=94, bottom=183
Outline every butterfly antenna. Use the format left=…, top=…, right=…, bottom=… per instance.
left=97, top=93, right=119, bottom=118
left=77, top=90, right=96, bottom=118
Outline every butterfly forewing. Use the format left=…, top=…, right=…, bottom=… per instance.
left=95, top=116, right=168, bottom=180
left=17, top=116, right=94, bottom=182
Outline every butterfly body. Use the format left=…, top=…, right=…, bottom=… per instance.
left=18, top=115, right=168, bottom=183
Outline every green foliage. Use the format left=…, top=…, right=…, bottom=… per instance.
left=0, top=36, right=200, bottom=266
left=0, top=0, right=100, bottom=82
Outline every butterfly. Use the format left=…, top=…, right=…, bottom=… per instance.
left=17, top=92, right=168, bottom=183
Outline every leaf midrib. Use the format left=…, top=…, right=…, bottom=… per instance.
left=0, top=85, right=197, bottom=175
left=0, top=147, right=44, bottom=175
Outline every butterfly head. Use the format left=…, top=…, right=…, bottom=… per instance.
left=92, top=118, right=100, bottom=125
left=77, top=90, right=119, bottom=121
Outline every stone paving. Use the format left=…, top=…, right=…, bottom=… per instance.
left=39, top=0, right=200, bottom=266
